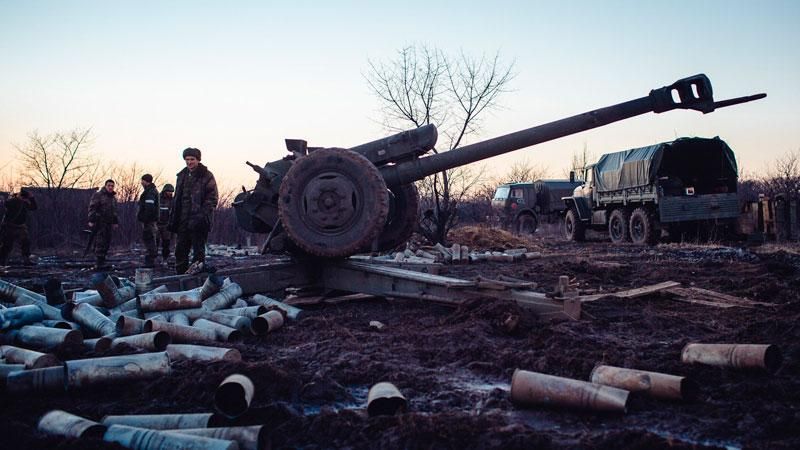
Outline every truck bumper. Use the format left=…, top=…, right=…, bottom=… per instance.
left=658, top=193, right=739, bottom=223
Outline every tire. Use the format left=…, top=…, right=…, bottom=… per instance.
left=375, top=184, right=420, bottom=252
left=608, top=208, right=630, bottom=244
left=515, top=213, right=538, bottom=236
left=278, top=148, right=389, bottom=257
left=629, top=207, right=659, bottom=245
left=564, top=207, right=585, bottom=242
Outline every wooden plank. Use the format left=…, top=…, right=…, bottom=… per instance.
left=579, top=281, right=681, bottom=303
left=686, top=287, right=775, bottom=307
left=612, top=281, right=681, bottom=299
left=665, top=293, right=740, bottom=309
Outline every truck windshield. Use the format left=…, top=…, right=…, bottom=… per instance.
left=493, top=187, right=510, bottom=200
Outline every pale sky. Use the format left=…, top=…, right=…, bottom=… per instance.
left=1, top=0, right=798, bottom=191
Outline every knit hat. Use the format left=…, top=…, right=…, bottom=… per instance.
left=182, top=147, right=201, bottom=160
left=141, top=174, right=153, bottom=183
left=162, top=183, right=175, bottom=193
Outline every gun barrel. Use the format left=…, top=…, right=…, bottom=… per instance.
left=380, top=74, right=765, bottom=186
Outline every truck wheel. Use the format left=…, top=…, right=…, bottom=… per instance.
left=608, top=208, right=630, bottom=244
left=564, top=208, right=585, bottom=242
left=515, top=213, right=538, bottom=235
left=629, top=207, right=659, bottom=245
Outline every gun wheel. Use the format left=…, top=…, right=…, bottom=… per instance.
left=375, top=184, right=420, bottom=252
left=278, top=148, right=389, bottom=258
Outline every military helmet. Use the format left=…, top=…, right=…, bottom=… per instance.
left=163, top=183, right=175, bottom=193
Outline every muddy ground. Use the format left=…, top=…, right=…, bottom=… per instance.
left=1, top=233, right=799, bottom=449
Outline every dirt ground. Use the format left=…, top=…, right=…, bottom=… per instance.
left=1, top=232, right=798, bottom=449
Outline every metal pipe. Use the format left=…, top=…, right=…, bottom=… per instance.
left=44, top=278, right=67, bottom=305
left=0, top=345, right=61, bottom=368
left=103, top=424, right=238, bottom=450
left=116, top=316, right=148, bottom=336
left=0, top=305, right=44, bottom=330
left=249, top=295, right=304, bottom=321
left=111, top=331, right=171, bottom=352
left=38, top=409, right=107, bottom=439
left=199, top=273, right=224, bottom=300
left=202, top=283, right=243, bottom=311
left=102, top=413, right=217, bottom=429
left=166, top=344, right=242, bottom=363
left=0, top=362, right=25, bottom=377
left=145, top=319, right=219, bottom=343
left=206, top=312, right=251, bottom=333
left=250, top=311, right=284, bottom=336
left=0, top=278, right=47, bottom=303
left=510, top=369, right=629, bottom=413
left=65, top=352, right=171, bottom=389
left=6, top=365, right=66, bottom=394
left=91, top=273, right=125, bottom=307
left=193, top=319, right=242, bottom=343
left=16, top=325, right=83, bottom=350
left=231, top=299, right=249, bottom=309
left=164, top=426, right=267, bottom=450
left=134, top=268, right=154, bottom=294
left=41, top=319, right=80, bottom=330
left=73, top=291, right=106, bottom=307
left=83, top=337, right=112, bottom=352
left=10, top=291, right=63, bottom=320
left=217, top=306, right=267, bottom=319
left=367, top=382, right=407, bottom=417
left=145, top=307, right=209, bottom=322
left=215, top=374, right=255, bottom=419
left=590, top=365, right=697, bottom=401
left=170, top=313, right=190, bottom=326
left=681, top=343, right=782, bottom=373
left=68, top=302, right=117, bottom=336
left=139, top=290, right=203, bottom=313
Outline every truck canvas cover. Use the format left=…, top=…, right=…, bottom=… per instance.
left=593, top=137, right=738, bottom=193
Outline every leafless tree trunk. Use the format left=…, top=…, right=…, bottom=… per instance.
left=563, top=143, right=595, bottom=179
left=366, top=45, right=514, bottom=244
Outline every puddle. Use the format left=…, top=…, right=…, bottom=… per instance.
left=301, top=385, right=370, bottom=416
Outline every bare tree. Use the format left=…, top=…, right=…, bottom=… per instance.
left=763, top=149, right=800, bottom=198
left=563, top=143, right=595, bottom=178
left=366, top=45, right=515, bottom=244
left=14, top=128, right=98, bottom=191
left=499, top=159, right=549, bottom=184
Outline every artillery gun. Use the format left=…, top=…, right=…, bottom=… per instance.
left=234, top=74, right=764, bottom=258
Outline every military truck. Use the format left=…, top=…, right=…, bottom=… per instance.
left=562, top=137, right=740, bottom=244
left=492, top=179, right=583, bottom=234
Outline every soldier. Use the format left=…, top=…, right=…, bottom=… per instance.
left=168, top=148, right=218, bottom=275
left=157, top=183, right=175, bottom=263
left=88, top=179, right=119, bottom=270
left=0, top=188, right=38, bottom=266
left=137, top=174, right=159, bottom=268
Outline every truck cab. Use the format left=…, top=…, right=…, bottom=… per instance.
left=493, top=179, right=583, bottom=235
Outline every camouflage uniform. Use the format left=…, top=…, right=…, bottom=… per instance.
left=157, top=187, right=175, bottom=259
left=137, top=183, right=159, bottom=266
left=168, top=163, right=218, bottom=274
left=88, top=188, right=118, bottom=267
left=0, top=193, right=37, bottom=265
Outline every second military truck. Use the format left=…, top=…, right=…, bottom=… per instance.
left=562, top=137, right=740, bottom=244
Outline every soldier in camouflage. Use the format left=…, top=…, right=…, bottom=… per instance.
left=168, top=148, right=218, bottom=275
left=88, top=179, right=119, bottom=270
left=157, top=183, right=175, bottom=263
left=137, top=174, right=159, bottom=268
left=0, top=188, right=38, bottom=266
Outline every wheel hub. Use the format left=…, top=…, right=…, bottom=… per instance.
left=303, top=173, right=358, bottom=231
